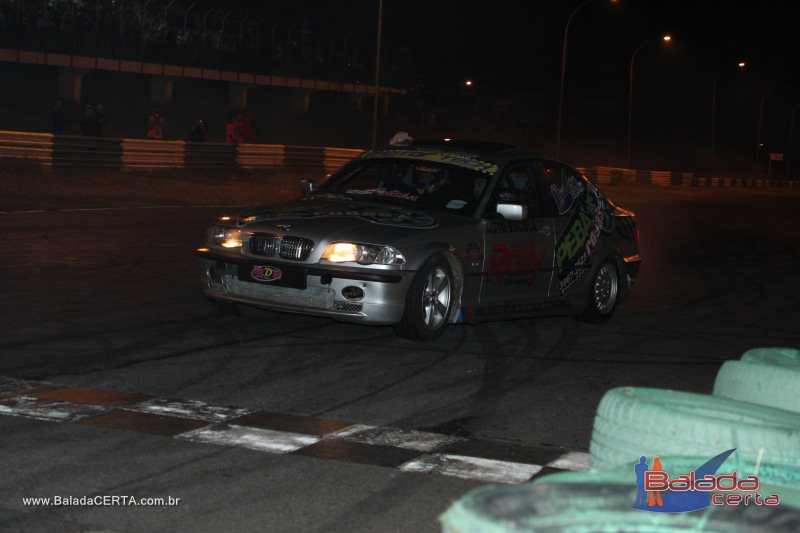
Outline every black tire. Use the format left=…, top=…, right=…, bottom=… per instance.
left=578, top=260, right=619, bottom=323
left=210, top=298, right=241, bottom=316
left=393, top=255, right=454, bottom=341
left=441, top=480, right=800, bottom=533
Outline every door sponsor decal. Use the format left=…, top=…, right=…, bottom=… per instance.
left=485, top=242, right=546, bottom=286
left=554, top=184, right=615, bottom=295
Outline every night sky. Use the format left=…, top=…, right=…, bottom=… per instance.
left=239, top=0, right=800, bottom=95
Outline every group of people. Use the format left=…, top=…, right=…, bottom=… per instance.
left=81, top=103, right=108, bottom=137
left=51, top=99, right=108, bottom=136
left=148, top=111, right=251, bottom=144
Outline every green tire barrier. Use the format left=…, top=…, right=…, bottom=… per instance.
left=589, top=388, right=800, bottom=488
left=440, top=477, right=800, bottom=533
left=741, top=347, right=800, bottom=367
left=713, top=347, right=800, bottom=414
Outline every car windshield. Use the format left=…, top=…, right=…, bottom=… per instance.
left=317, top=157, right=495, bottom=216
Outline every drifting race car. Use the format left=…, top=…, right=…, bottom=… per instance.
left=198, top=140, right=641, bottom=340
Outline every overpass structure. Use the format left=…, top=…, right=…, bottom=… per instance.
left=0, top=47, right=406, bottom=115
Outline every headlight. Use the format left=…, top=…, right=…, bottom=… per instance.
left=321, top=242, right=405, bottom=265
left=212, top=226, right=242, bottom=249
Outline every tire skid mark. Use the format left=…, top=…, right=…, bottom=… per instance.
left=309, top=333, right=469, bottom=418
left=16, top=321, right=342, bottom=381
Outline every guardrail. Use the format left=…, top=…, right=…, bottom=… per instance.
left=1, top=130, right=798, bottom=189
left=0, top=130, right=363, bottom=174
left=576, top=166, right=799, bottom=189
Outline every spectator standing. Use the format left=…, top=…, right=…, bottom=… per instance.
left=225, top=113, right=244, bottom=144
left=147, top=111, right=166, bottom=140
left=51, top=98, right=65, bottom=134
left=189, top=119, right=208, bottom=142
left=80, top=103, right=96, bottom=136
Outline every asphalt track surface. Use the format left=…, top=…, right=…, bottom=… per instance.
left=1, top=185, right=799, bottom=532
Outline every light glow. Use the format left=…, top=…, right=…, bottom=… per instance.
left=213, top=226, right=242, bottom=249
left=738, top=61, right=746, bottom=68
left=324, top=242, right=359, bottom=263
left=662, top=35, right=672, bottom=42
left=321, top=242, right=405, bottom=265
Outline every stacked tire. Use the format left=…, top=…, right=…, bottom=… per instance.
left=441, top=347, right=800, bottom=532
left=588, top=386, right=800, bottom=487
left=713, top=347, right=800, bottom=414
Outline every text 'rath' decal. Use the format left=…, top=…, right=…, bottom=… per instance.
left=486, top=242, right=546, bottom=286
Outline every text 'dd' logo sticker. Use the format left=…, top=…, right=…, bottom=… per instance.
left=251, top=265, right=282, bottom=282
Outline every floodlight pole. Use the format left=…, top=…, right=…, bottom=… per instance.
left=755, top=86, right=774, bottom=175
left=556, top=0, right=593, bottom=158
left=371, top=0, right=384, bottom=148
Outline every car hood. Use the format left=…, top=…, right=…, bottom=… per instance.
left=235, top=198, right=474, bottom=248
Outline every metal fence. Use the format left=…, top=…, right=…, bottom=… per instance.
left=0, top=130, right=363, bottom=173
left=0, top=0, right=409, bottom=86
left=2, top=130, right=798, bottom=189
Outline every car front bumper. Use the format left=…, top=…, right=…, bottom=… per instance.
left=198, top=250, right=413, bottom=325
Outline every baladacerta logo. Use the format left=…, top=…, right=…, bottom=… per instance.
left=633, top=449, right=781, bottom=512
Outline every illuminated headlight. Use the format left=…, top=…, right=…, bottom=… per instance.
left=212, top=226, right=242, bottom=249
left=321, top=242, right=405, bottom=265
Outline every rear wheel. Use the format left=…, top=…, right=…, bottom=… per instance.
left=579, top=260, right=619, bottom=323
left=394, top=255, right=453, bottom=341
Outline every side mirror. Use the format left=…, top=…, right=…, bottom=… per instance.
left=496, top=203, right=528, bottom=221
left=300, top=179, right=316, bottom=195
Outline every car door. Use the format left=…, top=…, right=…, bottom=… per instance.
left=536, top=159, right=599, bottom=298
left=476, top=161, right=556, bottom=318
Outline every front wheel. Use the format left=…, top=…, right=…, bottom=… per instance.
left=210, top=298, right=241, bottom=316
left=578, top=260, right=619, bottom=323
left=393, top=255, right=454, bottom=341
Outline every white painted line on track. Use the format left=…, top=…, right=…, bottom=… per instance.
left=546, top=451, right=591, bottom=471
left=0, top=396, right=107, bottom=422
left=400, top=454, right=543, bottom=484
left=329, top=424, right=464, bottom=452
left=178, top=424, right=320, bottom=453
left=126, top=399, right=253, bottom=423
left=0, top=204, right=245, bottom=215
left=0, top=377, right=47, bottom=392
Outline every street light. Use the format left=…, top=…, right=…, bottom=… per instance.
left=627, top=34, right=672, bottom=168
left=711, top=61, right=746, bottom=176
left=755, top=86, right=774, bottom=175
left=556, top=0, right=619, bottom=158
left=371, top=0, right=384, bottom=148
